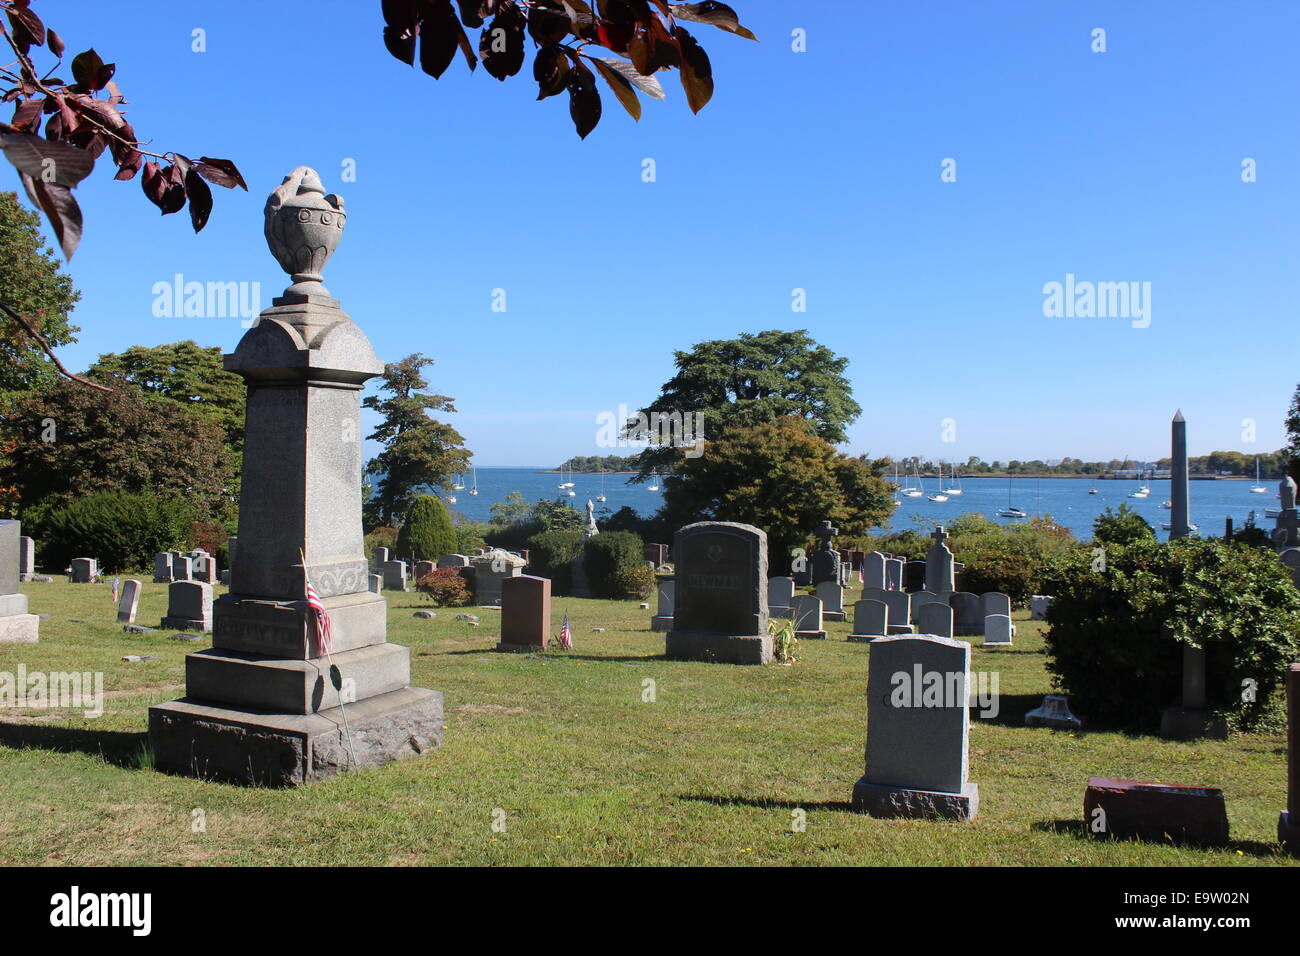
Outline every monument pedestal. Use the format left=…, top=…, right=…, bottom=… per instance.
left=1279, top=812, right=1300, bottom=855
left=0, top=613, right=38, bottom=643
left=149, top=686, right=443, bottom=786
left=665, top=630, right=773, bottom=666
left=147, top=167, right=442, bottom=786
left=852, top=778, right=979, bottom=821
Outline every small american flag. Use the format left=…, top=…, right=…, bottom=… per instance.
left=557, top=612, right=573, bottom=650
left=305, top=572, right=333, bottom=657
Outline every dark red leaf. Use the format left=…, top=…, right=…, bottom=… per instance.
left=590, top=56, right=641, bottom=120
left=195, top=157, right=248, bottom=190
left=418, top=0, right=461, bottom=79
left=11, top=99, right=44, bottom=132
left=534, top=45, right=571, bottom=100
left=383, top=26, right=417, bottom=65
left=676, top=26, right=712, bottom=113
left=6, top=5, right=45, bottom=49
left=94, top=63, right=117, bottom=91
left=670, top=1, right=758, bottom=41
left=47, top=28, right=65, bottom=59
left=19, top=172, right=82, bottom=259
left=141, top=160, right=187, bottom=215
left=566, top=59, right=602, bottom=139
left=70, top=49, right=105, bottom=90
left=648, top=15, right=681, bottom=71
left=0, top=132, right=95, bottom=186
left=479, top=2, right=526, bottom=80
left=185, top=168, right=213, bottom=232
left=455, top=0, right=485, bottom=28
left=527, top=0, right=571, bottom=44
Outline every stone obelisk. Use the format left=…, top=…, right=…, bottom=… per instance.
left=149, top=167, right=444, bottom=785
left=1169, top=410, right=1189, bottom=541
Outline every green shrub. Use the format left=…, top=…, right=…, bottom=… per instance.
left=455, top=521, right=490, bottom=554
left=1044, top=538, right=1300, bottom=732
left=395, top=495, right=457, bottom=561
left=415, top=567, right=471, bottom=607
left=364, top=526, right=398, bottom=560
left=35, top=490, right=193, bottom=572
left=955, top=544, right=1037, bottom=604
left=1092, top=503, right=1156, bottom=547
left=526, top=528, right=583, bottom=594
left=617, top=563, right=656, bottom=600
left=583, top=530, right=645, bottom=599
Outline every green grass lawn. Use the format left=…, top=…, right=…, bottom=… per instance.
left=0, top=577, right=1295, bottom=866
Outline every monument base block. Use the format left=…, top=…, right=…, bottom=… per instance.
left=1159, top=706, right=1228, bottom=740
left=796, top=629, right=827, bottom=640
left=886, top=624, right=915, bottom=635
left=161, top=616, right=211, bottom=633
left=823, top=611, right=845, bottom=622
left=851, top=778, right=979, bottom=821
left=148, top=685, right=443, bottom=786
left=1279, top=812, right=1300, bottom=856
left=0, top=613, right=38, bottom=643
left=494, top=642, right=544, bottom=653
left=650, top=615, right=673, bottom=632
left=665, top=630, right=773, bottom=665
left=847, top=633, right=882, bottom=643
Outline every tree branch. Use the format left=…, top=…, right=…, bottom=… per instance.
left=0, top=300, right=114, bottom=392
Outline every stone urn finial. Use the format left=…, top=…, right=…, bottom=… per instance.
left=264, top=166, right=345, bottom=299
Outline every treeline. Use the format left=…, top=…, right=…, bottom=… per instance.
left=557, top=454, right=640, bottom=473
left=889, top=450, right=1287, bottom=477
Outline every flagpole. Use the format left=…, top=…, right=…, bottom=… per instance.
left=301, top=549, right=358, bottom=768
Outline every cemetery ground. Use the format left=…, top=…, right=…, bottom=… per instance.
left=0, top=579, right=1295, bottom=867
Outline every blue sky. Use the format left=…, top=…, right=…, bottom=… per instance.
left=22, top=0, right=1300, bottom=466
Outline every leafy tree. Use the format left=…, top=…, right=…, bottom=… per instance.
left=0, top=377, right=234, bottom=522
left=380, top=0, right=756, bottom=139
left=1287, top=382, right=1300, bottom=484
left=658, top=416, right=894, bottom=571
left=0, top=191, right=78, bottom=392
left=395, top=494, right=458, bottom=561
left=1092, top=503, right=1156, bottom=547
left=625, top=330, right=862, bottom=480
left=489, top=490, right=532, bottom=526
left=363, top=354, right=471, bottom=528
left=85, top=341, right=246, bottom=455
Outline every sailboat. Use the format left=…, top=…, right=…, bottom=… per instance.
left=451, top=473, right=465, bottom=491
left=596, top=472, right=606, bottom=503
left=927, top=464, right=949, bottom=502
left=1250, top=458, right=1268, bottom=494
left=558, top=464, right=574, bottom=489
left=943, top=466, right=963, bottom=496
left=997, top=476, right=1027, bottom=518
left=468, top=468, right=478, bottom=496
left=900, top=461, right=924, bottom=498
left=646, top=471, right=661, bottom=492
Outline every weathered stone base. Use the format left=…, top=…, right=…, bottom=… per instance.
left=852, top=778, right=979, bottom=821
left=161, top=616, right=211, bottom=633
left=886, top=624, right=915, bottom=635
left=1159, top=706, right=1228, bottom=741
left=665, top=630, right=773, bottom=665
left=148, top=685, right=443, bottom=786
left=1084, top=776, right=1229, bottom=845
left=1279, top=811, right=1300, bottom=856
left=0, top=613, right=38, bottom=643
left=495, top=642, right=544, bottom=653
left=796, top=630, right=828, bottom=640
left=650, top=615, right=673, bottom=632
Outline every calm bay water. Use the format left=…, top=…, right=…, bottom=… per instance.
left=442, top=469, right=1281, bottom=540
